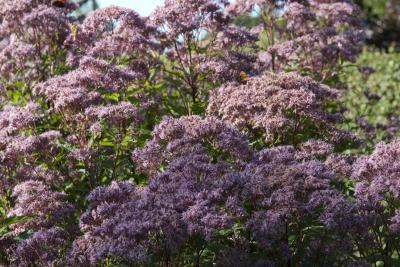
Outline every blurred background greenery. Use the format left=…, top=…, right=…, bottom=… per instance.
left=341, top=0, right=400, bottom=151
left=340, top=48, right=400, bottom=152
left=356, top=0, right=400, bottom=49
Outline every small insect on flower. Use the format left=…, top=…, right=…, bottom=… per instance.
left=239, top=71, right=250, bottom=83
left=69, top=23, right=79, bottom=41
left=51, top=0, right=66, bottom=7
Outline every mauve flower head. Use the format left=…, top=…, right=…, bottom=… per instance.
left=352, top=140, right=400, bottom=184
left=270, top=29, right=364, bottom=78
left=72, top=116, right=254, bottom=264
left=84, top=102, right=144, bottom=132
left=13, top=165, right=64, bottom=187
left=67, top=147, right=95, bottom=167
left=149, top=0, right=261, bottom=94
left=389, top=210, right=400, bottom=233
left=33, top=69, right=101, bottom=114
left=150, top=0, right=230, bottom=40
left=132, top=115, right=253, bottom=177
left=0, top=103, right=63, bottom=170
left=7, top=180, right=74, bottom=234
left=325, top=153, right=356, bottom=178
left=197, top=51, right=258, bottom=83
left=0, top=37, right=39, bottom=82
left=78, top=56, right=145, bottom=91
left=1, top=131, right=61, bottom=165
left=208, top=72, right=345, bottom=144
left=284, top=2, right=316, bottom=35
left=352, top=140, right=400, bottom=226
left=10, top=227, right=68, bottom=267
left=296, top=139, right=334, bottom=160
left=215, top=25, right=259, bottom=49
left=69, top=181, right=156, bottom=265
left=0, top=0, right=77, bottom=82
left=0, top=0, right=77, bottom=16
left=312, top=1, right=362, bottom=28
left=0, top=0, right=76, bottom=36
left=241, top=146, right=335, bottom=211
left=226, top=0, right=279, bottom=16
left=241, top=145, right=363, bottom=261
left=0, top=102, right=40, bottom=136
left=20, top=4, right=71, bottom=43
left=72, top=138, right=247, bottom=265
left=33, top=56, right=146, bottom=116
left=228, top=0, right=364, bottom=78
left=66, top=6, right=157, bottom=63
left=198, top=24, right=261, bottom=82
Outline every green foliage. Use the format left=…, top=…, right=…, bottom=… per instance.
left=356, top=0, right=400, bottom=49
left=340, top=48, right=400, bottom=152
left=0, top=198, right=34, bottom=261
left=234, top=14, right=261, bottom=29
left=358, top=0, right=388, bottom=18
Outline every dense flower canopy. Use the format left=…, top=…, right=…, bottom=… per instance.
left=0, top=0, right=399, bottom=266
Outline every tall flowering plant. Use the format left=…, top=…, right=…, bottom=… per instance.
left=228, top=0, right=365, bottom=81
left=1, top=0, right=399, bottom=266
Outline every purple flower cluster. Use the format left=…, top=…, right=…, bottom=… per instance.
left=69, top=116, right=249, bottom=264
left=8, top=180, right=74, bottom=234
left=352, top=141, right=400, bottom=233
left=0, top=0, right=77, bottom=82
left=65, top=6, right=157, bottom=65
left=132, top=115, right=252, bottom=176
left=149, top=0, right=260, bottom=104
left=31, top=7, right=157, bottom=157
left=151, top=0, right=229, bottom=38
left=70, top=122, right=369, bottom=265
left=279, top=0, right=364, bottom=78
left=11, top=227, right=69, bottom=267
left=239, top=146, right=364, bottom=264
left=0, top=103, right=61, bottom=174
left=34, top=56, right=143, bottom=113
left=208, top=72, right=351, bottom=144
left=227, top=0, right=364, bottom=79
left=0, top=104, right=72, bottom=265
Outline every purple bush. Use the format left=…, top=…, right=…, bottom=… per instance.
left=0, top=0, right=398, bottom=266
